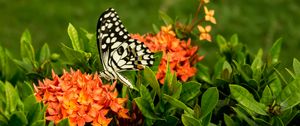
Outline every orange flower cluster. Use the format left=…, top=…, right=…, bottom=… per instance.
left=131, top=25, right=203, bottom=83
left=34, top=69, right=129, bottom=126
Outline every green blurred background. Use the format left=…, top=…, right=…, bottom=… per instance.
left=1, top=0, right=299, bottom=67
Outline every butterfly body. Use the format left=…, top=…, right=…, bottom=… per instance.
left=97, top=8, right=154, bottom=88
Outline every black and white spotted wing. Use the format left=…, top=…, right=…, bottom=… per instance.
left=96, top=8, right=154, bottom=88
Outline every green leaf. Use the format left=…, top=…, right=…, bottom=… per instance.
left=155, top=115, right=178, bottom=126
left=159, top=11, right=173, bottom=25
left=229, top=34, right=238, bottom=46
left=196, top=63, right=212, bottom=84
left=271, top=116, right=284, bottom=126
left=4, top=81, right=20, bottom=114
left=163, top=94, right=193, bottom=114
left=143, top=67, right=161, bottom=98
left=251, top=49, right=263, bottom=81
left=216, top=35, right=228, bottom=53
left=27, top=103, right=45, bottom=125
left=23, top=94, right=37, bottom=113
left=182, top=113, right=201, bottom=126
left=20, top=29, right=35, bottom=61
left=278, top=76, right=300, bottom=111
left=214, top=58, right=226, bottom=79
left=8, top=111, right=28, bottom=126
left=260, top=85, right=273, bottom=105
left=269, top=38, right=282, bottom=64
left=201, top=112, right=212, bottom=126
left=232, top=107, right=257, bottom=126
left=39, top=43, right=50, bottom=62
left=134, top=97, right=162, bottom=120
left=193, top=103, right=201, bottom=119
left=150, top=51, right=163, bottom=73
left=293, top=58, right=300, bottom=76
left=60, top=43, right=86, bottom=63
left=57, top=118, right=70, bottom=126
left=16, top=82, right=34, bottom=101
left=0, top=111, right=8, bottom=126
left=152, top=24, right=160, bottom=33
left=229, top=84, right=267, bottom=115
left=200, top=87, right=219, bottom=119
left=179, top=81, right=201, bottom=103
left=139, top=85, right=155, bottom=110
left=68, top=23, right=82, bottom=51
left=167, top=73, right=182, bottom=99
left=31, top=120, right=45, bottom=126
left=224, top=114, right=236, bottom=126
left=269, top=76, right=282, bottom=98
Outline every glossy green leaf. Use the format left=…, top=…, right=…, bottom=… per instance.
left=214, top=58, right=226, bottom=79
left=278, top=76, right=300, bottom=111
left=57, top=118, right=70, bottom=126
left=68, top=23, right=82, bottom=51
left=167, top=73, right=181, bottom=99
left=179, top=81, right=201, bottom=103
left=39, top=43, right=50, bottom=62
left=23, top=94, right=37, bottom=113
left=251, top=49, right=263, bottom=80
left=293, top=58, right=300, bottom=76
left=269, top=38, right=282, bottom=64
left=16, top=82, right=34, bottom=101
left=134, top=97, right=162, bottom=120
left=271, top=116, right=284, bottom=126
left=216, top=35, right=228, bottom=53
left=4, top=81, right=19, bottom=114
left=0, top=111, right=8, bottom=126
left=143, top=67, right=161, bottom=98
left=155, top=115, right=178, bottom=126
left=163, top=94, right=193, bottom=114
left=8, top=111, right=28, bottom=126
left=159, top=11, right=173, bottom=25
left=31, top=120, right=45, bottom=126
left=27, top=103, right=45, bottom=125
left=152, top=24, right=160, bottom=33
left=230, top=85, right=267, bottom=115
left=196, top=63, right=212, bottom=84
left=232, top=107, right=257, bottom=126
left=139, top=85, right=155, bottom=110
left=20, top=29, right=35, bottom=61
left=150, top=51, right=163, bottom=73
left=193, top=103, right=201, bottom=119
left=224, top=114, right=236, bottom=126
left=229, top=34, right=238, bottom=46
left=280, top=109, right=299, bottom=125
left=269, top=76, right=282, bottom=98
left=200, top=87, right=219, bottom=119
left=60, top=43, right=86, bottom=63
left=201, top=112, right=212, bottom=126
left=182, top=113, right=201, bottom=126
left=260, top=85, right=273, bottom=105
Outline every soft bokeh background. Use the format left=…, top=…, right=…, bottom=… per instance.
left=1, top=0, right=299, bottom=68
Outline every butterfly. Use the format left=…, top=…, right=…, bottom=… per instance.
left=96, top=8, right=154, bottom=88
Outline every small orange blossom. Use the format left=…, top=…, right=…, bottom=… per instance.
left=198, top=25, right=212, bottom=42
left=204, top=6, right=216, bottom=24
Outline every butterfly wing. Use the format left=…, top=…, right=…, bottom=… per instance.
left=96, top=8, right=154, bottom=88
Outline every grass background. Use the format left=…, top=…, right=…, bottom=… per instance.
left=0, top=0, right=299, bottom=68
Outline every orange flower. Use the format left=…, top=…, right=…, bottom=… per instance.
left=161, top=25, right=176, bottom=36
left=34, top=69, right=129, bottom=126
left=202, top=0, right=210, bottom=3
left=131, top=26, right=203, bottom=83
left=198, top=25, right=212, bottom=42
left=204, top=6, right=216, bottom=24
